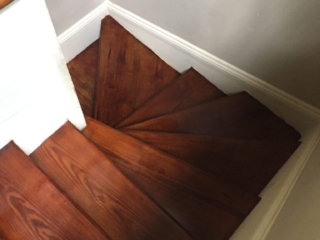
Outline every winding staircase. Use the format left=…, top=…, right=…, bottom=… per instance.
left=0, top=16, right=301, bottom=240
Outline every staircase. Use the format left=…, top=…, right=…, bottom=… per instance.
left=0, top=16, right=301, bottom=240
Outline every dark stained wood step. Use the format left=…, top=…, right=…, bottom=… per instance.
left=94, top=16, right=180, bottom=127
left=0, top=142, right=109, bottom=240
left=30, top=122, right=191, bottom=240
left=123, top=92, right=301, bottom=142
left=83, top=116, right=261, bottom=240
left=122, top=130, right=300, bottom=194
left=116, top=68, right=226, bottom=128
left=68, top=40, right=100, bottom=117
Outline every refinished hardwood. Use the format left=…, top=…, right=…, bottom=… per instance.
left=30, top=122, right=191, bottom=240
left=83, top=116, right=261, bottom=240
left=116, top=68, right=226, bottom=128
left=68, top=40, right=99, bottom=117
left=124, top=92, right=301, bottom=142
left=94, top=16, right=180, bottom=127
left=0, top=0, right=13, bottom=10
left=0, top=142, right=109, bottom=240
left=122, top=130, right=300, bottom=194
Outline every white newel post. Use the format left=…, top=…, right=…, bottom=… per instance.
left=0, top=0, right=86, bottom=154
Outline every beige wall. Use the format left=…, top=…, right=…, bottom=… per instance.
left=113, top=0, right=320, bottom=109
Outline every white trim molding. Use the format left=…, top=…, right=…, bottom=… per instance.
left=107, top=2, right=320, bottom=240
left=108, top=2, right=320, bottom=126
left=58, top=2, right=109, bottom=62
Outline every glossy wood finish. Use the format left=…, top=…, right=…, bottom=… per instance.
left=123, top=130, right=300, bottom=194
left=68, top=40, right=99, bottom=117
left=30, top=122, right=191, bottom=240
left=94, top=16, right=179, bottom=127
left=124, top=92, right=301, bottom=142
left=83, top=116, right=260, bottom=240
left=0, top=142, right=109, bottom=240
left=116, top=68, right=226, bottom=128
left=0, top=0, right=13, bottom=9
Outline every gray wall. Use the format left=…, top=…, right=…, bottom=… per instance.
left=113, top=0, right=320, bottom=109
left=45, top=0, right=104, bottom=35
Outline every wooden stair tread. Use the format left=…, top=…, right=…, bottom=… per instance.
left=94, top=16, right=180, bottom=127
left=68, top=40, right=99, bottom=117
left=123, top=92, right=301, bottom=142
left=116, top=68, right=226, bottom=128
left=30, top=122, right=191, bottom=240
left=123, top=130, right=300, bottom=194
left=0, top=0, right=13, bottom=10
left=83, top=116, right=261, bottom=240
left=0, top=142, right=109, bottom=240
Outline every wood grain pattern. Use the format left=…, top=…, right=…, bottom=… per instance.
left=0, top=0, right=13, bottom=9
left=83, top=116, right=260, bottom=240
left=124, top=92, right=301, bottom=142
left=68, top=40, right=99, bottom=117
left=116, top=68, right=226, bottom=128
left=122, top=130, right=300, bottom=194
left=94, top=16, right=179, bottom=127
left=30, top=122, right=191, bottom=240
left=0, top=142, right=109, bottom=240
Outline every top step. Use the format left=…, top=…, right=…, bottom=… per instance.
left=94, top=16, right=180, bottom=127
left=0, top=142, right=109, bottom=240
left=116, top=68, right=226, bottom=128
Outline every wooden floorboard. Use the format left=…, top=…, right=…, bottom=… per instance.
left=68, top=40, right=99, bottom=117
left=124, top=92, right=301, bottom=142
left=0, top=142, right=109, bottom=240
left=83, top=116, right=260, bottom=240
left=30, top=122, right=191, bottom=240
left=116, top=68, right=226, bottom=128
left=122, top=130, right=300, bottom=194
left=94, top=16, right=180, bottom=127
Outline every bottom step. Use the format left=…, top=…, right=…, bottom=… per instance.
left=30, top=122, right=192, bottom=240
left=0, top=142, right=109, bottom=240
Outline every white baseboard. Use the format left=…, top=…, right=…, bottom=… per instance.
left=107, top=2, right=320, bottom=240
left=108, top=2, right=320, bottom=134
left=58, top=2, right=109, bottom=62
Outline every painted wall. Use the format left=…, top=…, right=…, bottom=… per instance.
left=265, top=140, right=320, bottom=240
left=45, top=0, right=104, bottom=35
left=112, top=0, right=320, bottom=110
left=0, top=0, right=85, bottom=154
